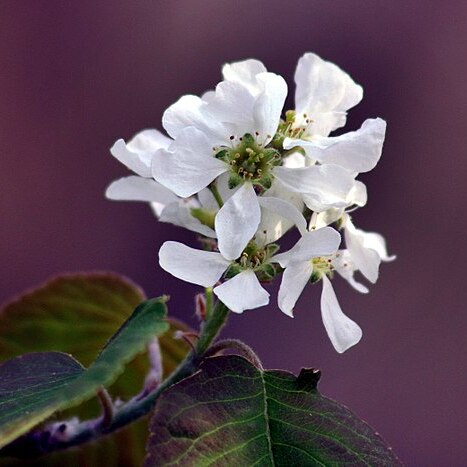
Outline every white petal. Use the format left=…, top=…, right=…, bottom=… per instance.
left=110, top=129, right=172, bottom=178
left=258, top=197, right=307, bottom=235
left=152, top=128, right=228, bottom=198
left=282, top=151, right=307, bottom=168
left=253, top=73, right=288, bottom=145
left=127, top=129, right=171, bottom=152
left=254, top=180, right=305, bottom=246
left=162, top=95, right=227, bottom=144
left=214, top=270, right=269, bottom=313
left=215, top=183, right=261, bottom=260
left=342, top=273, right=369, bottom=294
left=203, top=80, right=256, bottom=137
left=222, top=59, right=268, bottom=91
left=309, top=209, right=343, bottom=230
left=105, top=176, right=178, bottom=206
left=110, top=139, right=151, bottom=177
left=347, top=181, right=367, bottom=207
left=158, top=241, right=229, bottom=287
left=344, top=218, right=381, bottom=283
left=333, top=250, right=369, bottom=294
left=294, top=52, right=363, bottom=136
left=201, top=89, right=215, bottom=103
left=320, top=275, right=362, bottom=353
left=293, top=118, right=386, bottom=173
left=362, top=232, right=396, bottom=262
left=162, top=95, right=204, bottom=139
left=159, top=202, right=216, bottom=238
left=215, top=171, right=239, bottom=203
left=273, top=227, right=341, bottom=267
left=197, top=187, right=219, bottom=211
left=274, top=165, right=354, bottom=207
left=278, top=261, right=313, bottom=317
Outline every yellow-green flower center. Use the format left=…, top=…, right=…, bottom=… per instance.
left=215, top=133, right=281, bottom=190
left=311, top=256, right=334, bottom=282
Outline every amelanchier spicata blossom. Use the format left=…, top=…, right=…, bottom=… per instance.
left=106, top=52, right=393, bottom=353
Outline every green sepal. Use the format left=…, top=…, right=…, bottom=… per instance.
left=228, top=173, right=243, bottom=189
left=257, top=174, right=272, bottom=190
left=310, top=271, right=321, bottom=283
left=265, top=243, right=280, bottom=257
left=262, top=148, right=280, bottom=162
left=190, top=208, right=216, bottom=229
left=268, top=132, right=285, bottom=151
left=214, top=149, right=229, bottom=162
left=256, top=263, right=278, bottom=282
left=285, top=109, right=296, bottom=122
left=224, top=263, right=242, bottom=279
left=240, top=133, right=255, bottom=146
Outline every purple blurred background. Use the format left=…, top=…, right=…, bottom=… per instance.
left=1, top=1, right=466, bottom=464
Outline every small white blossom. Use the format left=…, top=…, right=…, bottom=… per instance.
left=106, top=129, right=220, bottom=237
left=158, top=240, right=272, bottom=314
left=151, top=59, right=356, bottom=248
left=343, top=214, right=395, bottom=283
left=274, top=227, right=363, bottom=353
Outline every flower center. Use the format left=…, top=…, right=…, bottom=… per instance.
left=215, top=133, right=281, bottom=190
left=310, top=256, right=334, bottom=282
left=270, top=110, right=313, bottom=150
left=224, top=242, right=280, bottom=281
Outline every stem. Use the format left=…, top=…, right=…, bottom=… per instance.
left=96, top=388, right=114, bottom=428
left=209, top=183, right=224, bottom=208
left=195, top=299, right=229, bottom=354
left=205, top=287, right=213, bottom=320
left=3, top=301, right=230, bottom=458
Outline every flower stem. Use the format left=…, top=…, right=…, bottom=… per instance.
left=209, top=183, right=224, bottom=208
left=3, top=300, right=230, bottom=457
left=194, top=299, right=229, bottom=354
left=205, top=287, right=213, bottom=319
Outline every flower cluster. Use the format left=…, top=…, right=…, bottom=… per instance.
left=106, top=53, right=394, bottom=353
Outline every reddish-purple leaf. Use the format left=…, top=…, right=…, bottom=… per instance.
left=146, top=355, right=401, bottom=466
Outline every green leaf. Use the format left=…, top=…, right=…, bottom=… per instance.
left=146, top=355, right=401, bottom=466
left=0, top=272, right=145, bottom=365
left=0, top=273, right=191, bottom=466
left=0, top=298, right=169, bottom=449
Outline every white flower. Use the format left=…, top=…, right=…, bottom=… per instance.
left=106, top=129, right=220, bottom=237
left=276, top=54, right=386, bottom=214
left=158, top=238, right=273, bottom=314
left=274, top=226, right=363, bottom=353
left=332, top=249, right=369, bottom=294
left=109, top=128, right=172, bottom=177
left=292, top=52, right=363, bottom=138
left=152, top=60, right=356, bottom=250
left=343, top=214, right=395, bottom=283
left=108, top=133, right=307, bottom=246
